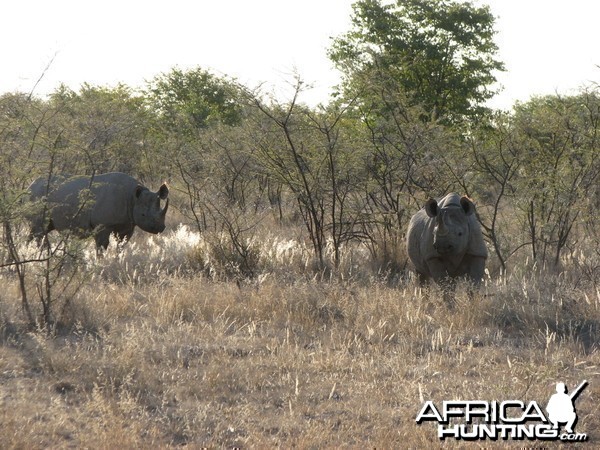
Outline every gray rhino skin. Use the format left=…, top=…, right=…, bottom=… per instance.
left=406, top=193, right=487, bottom=285
left=28, top=174, right=68, bottom=200
left=28, top=172, right=169, bottom=249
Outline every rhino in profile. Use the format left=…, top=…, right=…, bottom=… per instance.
left=406, top=193, right=487, bottom=286
left=28, top=172, right=169, bottom=250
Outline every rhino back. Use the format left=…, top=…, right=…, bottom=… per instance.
left=47, top=173, right=137, bottom=233
left=28, top=174, right=69, bottom=200
left=28, top=178, right=50, bottom=200
left=88, top=173, right=137, bottom=228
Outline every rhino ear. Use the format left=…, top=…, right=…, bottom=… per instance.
left=158, top=183, right=169, bottom=200
left=460, top=196, right=475, bottom=216
left=424, top=198, right=438, bottom=217
left=135, top=185, right=145, bottom=199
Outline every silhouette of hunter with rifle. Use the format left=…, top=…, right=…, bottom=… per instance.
left=546, top=380, right=587, bottom=434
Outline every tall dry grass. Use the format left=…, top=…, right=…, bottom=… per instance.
left=0, top=224, right=599, bottom=447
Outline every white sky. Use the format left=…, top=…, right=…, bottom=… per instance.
left=2, top=0, right=599, bottom=110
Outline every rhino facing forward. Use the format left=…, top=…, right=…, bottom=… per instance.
left=406, top=193, right=487, bottom=286
left=28, top=172, right=169, bottom=249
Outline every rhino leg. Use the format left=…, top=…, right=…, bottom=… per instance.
left=29, top=221, right=45, bottom=245
left=94, top=227, right=113, bottom=251
left=461, top=255, right=486, bottom=286
left=425, top=258, right=458, bottom=307
left=425, top=258, right=451, bottom=284
left=29, top=217, right=55, bottom=247
left=94, top=225, right=135, bottom=253
left=115, top=227, right=135, bottom=251
left=416, top=271, right=429, bottom=286
left=116, top=227, right=134, bottom=243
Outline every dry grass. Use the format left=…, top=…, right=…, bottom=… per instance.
left=1, top=226, right=599, bottom=448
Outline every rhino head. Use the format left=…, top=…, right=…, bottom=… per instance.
left=425, top=195, right=475, bottom=256
left=132, top=183, right=169, bottom=234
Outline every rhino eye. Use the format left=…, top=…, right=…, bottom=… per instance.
left=458, top=232, right=463, bottom=236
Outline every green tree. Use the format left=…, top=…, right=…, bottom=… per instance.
left=0, top=93, right=89, bottom=326
left=48, top=84, right=151, bottom=176
left=249, top=81, right=364, bottom=269
left=329, top=0, right=504, bottom=123
left=463, top=112, right=523, bottom=273
left=511, top=93, right=600, bottom=267
left=146, top=67, right=244, bottom=133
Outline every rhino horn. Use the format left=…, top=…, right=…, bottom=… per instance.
left=161, top=197, right=169, bottom=218
left=158, top=183, right=169, bottom=199
left=436, top=212, right=449, bottom=235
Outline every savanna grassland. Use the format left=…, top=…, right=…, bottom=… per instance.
left=0, top=223, right=599, bottom=448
